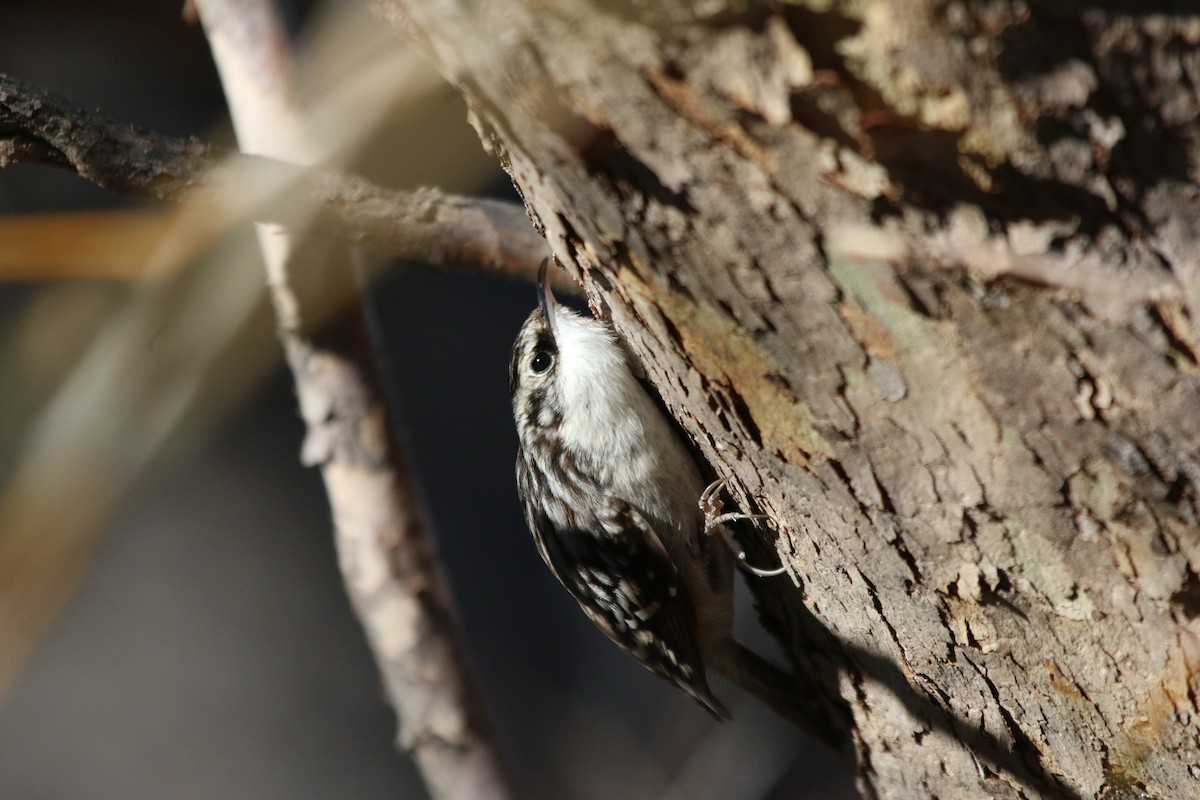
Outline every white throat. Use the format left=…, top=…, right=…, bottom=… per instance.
left=551, top=307, right=702, bottom=525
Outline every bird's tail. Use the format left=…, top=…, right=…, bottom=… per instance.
left=687, top=681, right=732, bottom=722
left=718, top=640, right=844, bottom=748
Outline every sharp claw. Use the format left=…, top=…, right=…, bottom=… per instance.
left=699, top=478, right=787, bottom=579
left=731, top=542, right=788, bottom=577
left=699, top=474, right=734, bottom=514
left=743, top=562, right=789, bottom=578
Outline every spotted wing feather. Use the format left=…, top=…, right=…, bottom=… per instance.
left=524, top=493, right=729, bottom=720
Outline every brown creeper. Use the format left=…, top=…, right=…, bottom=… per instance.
left=510, top=259, right=837, bottom=741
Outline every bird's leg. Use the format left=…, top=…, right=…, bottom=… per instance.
left=699, top=476, right=789, bottom=578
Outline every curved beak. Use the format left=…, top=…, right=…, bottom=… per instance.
left=537, top=257, right=558, bottom=343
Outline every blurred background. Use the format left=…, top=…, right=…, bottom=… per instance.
left=0, top=1, right=856, bottom=797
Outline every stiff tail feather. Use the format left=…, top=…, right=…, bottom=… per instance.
left=721, top=641, right=844, bottom=747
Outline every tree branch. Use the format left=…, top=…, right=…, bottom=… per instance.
left=187, top=3, right=517, bottom=797
left=0, top=73, right=547, bottom=283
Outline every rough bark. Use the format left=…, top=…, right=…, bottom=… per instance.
left=383, top=2, right=1200, bottom=799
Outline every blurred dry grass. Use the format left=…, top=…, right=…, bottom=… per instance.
left=0, top=210, right=182, bottom=280
left=0, top=0, right=498, bottom=701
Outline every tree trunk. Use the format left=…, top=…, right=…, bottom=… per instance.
left=382, top=2, right=1200, bottom=798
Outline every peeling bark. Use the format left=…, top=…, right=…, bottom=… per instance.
left=383, top=2, right=1200, bottom=798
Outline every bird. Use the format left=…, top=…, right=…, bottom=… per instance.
left=509, top=257, right=839, bottom=744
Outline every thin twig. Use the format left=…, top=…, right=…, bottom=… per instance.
left=0, top=73, right=547, bottom=282
left=188, top=2, right=518, bottom=798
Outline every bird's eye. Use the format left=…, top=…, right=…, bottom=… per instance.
left=531, top=350, right=554, bottom=374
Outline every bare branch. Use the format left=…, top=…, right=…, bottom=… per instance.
left=186, top=3, right=518, bottom=798
left=0, top=73, right=547, bottom=283
left=0, top=76, right=210, bottom=196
